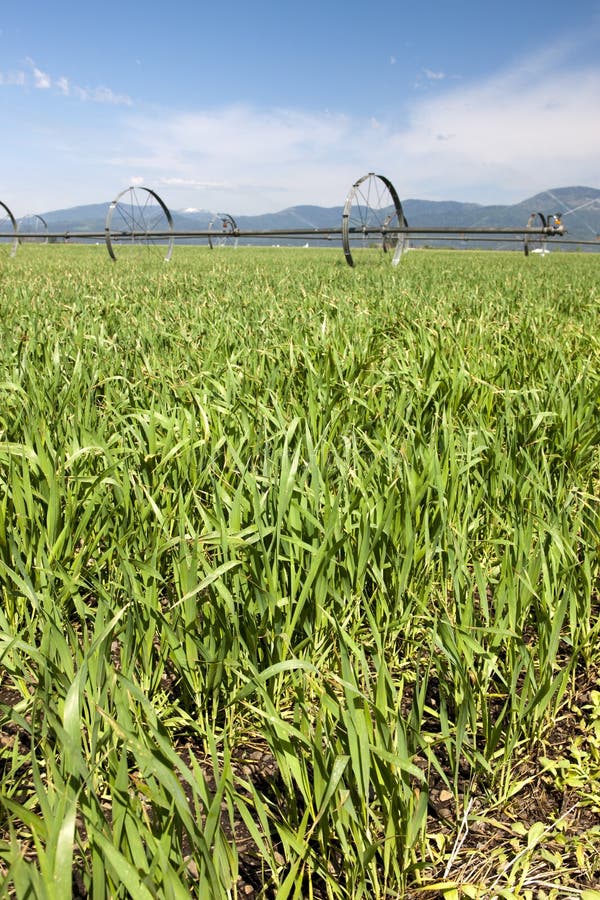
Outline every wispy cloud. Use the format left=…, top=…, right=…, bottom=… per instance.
left=423, top=68, right=446, bottom=80
left=28, top=59, right=51, bottom=88
left=161, top=177, right=233, bottom=189
left=105, top=38, right=599, bottom=212
left=0, top=58, right=133, bottom=105
left=397, top=45, right=600, bottom=200
left=77, top=85, right=132, bottom=105
left=110, top=106, right=350, bottom=179
left=3, top=33, right=598, bottom=216
left=414, top=67, right=454, bottom=89
left=0, top=70, right=25, bottom=86
left=104, top=106, right=357, bottom=211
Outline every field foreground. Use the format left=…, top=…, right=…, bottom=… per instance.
left=0, top=246, right=599, bottom=898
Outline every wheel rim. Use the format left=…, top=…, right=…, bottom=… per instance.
left=524, top=212, right=547, bottom=256
left=18, top=214, right=48, bottom=244
left=208, top=214, right=238, bottom=249
left=105, top=186, right=174, bottom=261
left=0, top=201, right=18, bottom=258
left=342, top=173, right=407, bottom=267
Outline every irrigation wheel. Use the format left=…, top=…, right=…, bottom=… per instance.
left=0, top=201, right=18, bottom=258
left=524, top=212, right=547, bottom=256
left=342, top=173, right=408, bottom=267
left=105, top=186, right=174, bottom=261
left=18, top=214, right=48, bottom=244
left=208, top=213, right=238, bottom=249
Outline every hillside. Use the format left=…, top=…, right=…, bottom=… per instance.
left=34, top=186, right=600, bottom=247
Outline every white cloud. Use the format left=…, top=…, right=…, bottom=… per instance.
left=28, top=59, right=51, bottom=89
left=161, top=177, right=233, bottom=189
left=89, top=86, right=132, bottom=105
left=16, top=58, right=133, bottom=105
left=103, top=106, right=358, bottom=212
left=104, top=41, right=599, bottom=213
left=0, top=70, right=26, bottom=86
left=396, top=54, right=600, bottom=200
left=423, top=69, right=446, bottom=80
left=71, top=83, right=132, bottom=105
left=4, top=36, right=599, bottom=216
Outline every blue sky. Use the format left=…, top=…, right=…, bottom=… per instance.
left=1, top=1, right=599, bottom=215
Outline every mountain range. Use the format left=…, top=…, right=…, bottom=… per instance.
left=38, top=186, right=600, bottom=249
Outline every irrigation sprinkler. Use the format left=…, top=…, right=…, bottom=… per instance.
left=523, top=212, right=548, bottom=256
left=208, top=213, right=238, bottom=249
left=342, top=173, right=409, bottom=267
left=0, top=200, right=18, bottom=257
left=18, top=214, right=48, bottom=244
left=105, top=186, right=174, bottom=261
left=2, top=172, right=581, bottom=266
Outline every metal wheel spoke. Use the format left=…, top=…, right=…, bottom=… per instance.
left=342, top=173, right=407, bottom=266
left=208, top=214, right=238, bottom=249
left=18, top=214, right=48, bottom=244
left=105, top=186, right=173, bottom=261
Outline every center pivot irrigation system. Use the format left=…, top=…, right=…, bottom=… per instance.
left=2, top=173, right=593, bottom=267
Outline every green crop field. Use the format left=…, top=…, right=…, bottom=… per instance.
left=1, top=245, right=599, bottom=899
